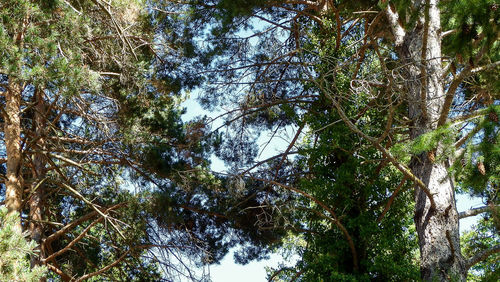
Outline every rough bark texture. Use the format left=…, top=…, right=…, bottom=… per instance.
left=29, top=88, right=47, bottom=269
left=398, top=1, right=466, bottom=280
left=4, top=79, right=24, bottom=233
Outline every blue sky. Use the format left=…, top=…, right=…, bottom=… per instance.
left=180, top=94, right=486, bottom=282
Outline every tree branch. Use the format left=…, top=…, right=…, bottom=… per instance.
left=466, top=245, right=500, bottom=270
left=75, top=250, right=131, bottom=281
left=377, top=176, right=407, bottom=223
left=250, top=176, right=359, bottom=272
left=325, top=92, right=436, bottom=209
left=46, top=263, right=72, bottom=281
left=437, top=29, right=495, bottom=127
left=471, top=60, right=500, bottom=74
left=43, top=216, right=104, bottom=263
left=44, top=203, right=125, bottom=245
left=459, top=205, right=497, bottom=219
left=385, top=3, right=405, bottom=46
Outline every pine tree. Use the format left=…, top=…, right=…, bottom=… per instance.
left=0, top=207, right=46, bottom=281
left=0, top=0, right=209, bottom=280
left=153, top=0, right=500, bottom=280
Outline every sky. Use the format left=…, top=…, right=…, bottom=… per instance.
left=180, top=95, right=487, bottom=282
left=205, top=197, right=484, bottom=282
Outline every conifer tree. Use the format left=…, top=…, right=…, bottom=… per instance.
left=0, top=207, right=46, bottom=281
left=154, top=0, right=499, bottom=280
left=0, top=1, right=211, bottom=280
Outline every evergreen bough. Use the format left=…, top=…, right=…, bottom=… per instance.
left=0, top=207, right=46, bottom=281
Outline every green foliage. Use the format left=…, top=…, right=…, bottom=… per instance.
left=0, top=0, right=200, bottom=280
left=452, top=105, right=500, bottom=195
left=390, top=125, right=456, bottom=162
left=462, top=217, right=500, bottom=281
left=282, top=96, right=420, bottom=281
left=0, top=207, right=46, bottom=281
left=441, top=0, right=499, bottom=59
left=150, top=0, right=499, bottom=280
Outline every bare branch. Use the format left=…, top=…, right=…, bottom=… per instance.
left=437, top=30, right=495, bottom=127
left=46, top=263, right=72, bottom=281
left=459, top=205, right=497, bottom=219
left=274, top=122, right=305, bottom=177
left=471, top=60, right=500, bottom=74
left=91, top=0, right=138, bottom=60
left=441, top=29, right=456, bottom=38
left=269, top=267, right=295, bottom=282
left=44, top=203, right=125, bottom=245
left=75, top=250, right=131, bottom=281
left=61, top=0, right=82, bottom=15
left=43, top=217, right=104, bottom=263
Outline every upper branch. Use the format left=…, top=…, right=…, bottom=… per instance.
left=384, top=3, right=405, bottom=46
left=459, top=205, right=499, bottom=219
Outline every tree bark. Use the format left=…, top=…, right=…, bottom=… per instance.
left=29, top=88, right=47, bottom=270
left=398, top=1, right=467, bottom=280
left=4, top=79, right=24, bottom=233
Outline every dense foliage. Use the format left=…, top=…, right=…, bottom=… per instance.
left=1, top=0, right=498, bottom=281
left=0, top=0, right=212, bottom=280
left=0, top=207, right=46, bottom=281
left=150, top=0, right=499, bottom=280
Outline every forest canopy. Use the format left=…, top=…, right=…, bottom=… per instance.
left=0, top=0, right=499, bottom=281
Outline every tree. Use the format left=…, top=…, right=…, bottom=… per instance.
left=0, top=0, right=213, bottom=280
left=0, top=206, right=46, bottom=281
left=155, top=0, right=499, bottom=280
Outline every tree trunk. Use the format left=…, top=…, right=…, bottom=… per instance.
left=399, top=1, right=467, bottom=280
left=4, top=79, right=24, bottom=233
left=29, top=88, right=47, bottom=269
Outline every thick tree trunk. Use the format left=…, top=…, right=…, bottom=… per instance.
left=29, top=88, right=47, bottom=269
left=399, top=1, right=466, bottom=280
left=4, top=80, right=24, bottom=233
